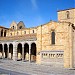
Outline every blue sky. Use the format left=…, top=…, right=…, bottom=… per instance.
left=0, top=0, right=74, bottom=28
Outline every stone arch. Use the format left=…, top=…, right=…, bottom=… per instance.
left=24, top=43, right=29, bottom=60
left=17, top=43, right=22, bottom=60
left=0, top=44, right=3, bottom=58
left=9, top=43, right=13, bottom=59
left=1, top=29, right=3, bottom=37
left=31, top=42, right=36, bottom=61
left=4, top=30, right=6, bottom=37
left=4, top=44, right=8, bottom=58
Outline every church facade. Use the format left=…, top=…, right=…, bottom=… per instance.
left=0, top=8, right=75, bottom=68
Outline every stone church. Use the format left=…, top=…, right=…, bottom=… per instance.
left=0, top=8, right=75, bottom=68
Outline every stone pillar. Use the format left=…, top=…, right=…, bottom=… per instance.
left=7, top=45, right=9, bottom=59
left=3, top=30, right=4, bottom=37
left=13, top=44, right=17, bottom=61
left=73, top=30, right=75, bottom=67
left=29, top=44, right=31, bottom=62
left=22, top=46, right=24, bottom=60
left=69, top=25, right=73, bottom=68
left=2, top=44, right=4, bottom=58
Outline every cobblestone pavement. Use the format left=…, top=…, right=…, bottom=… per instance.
left=0, top=59, right=75, bottom=75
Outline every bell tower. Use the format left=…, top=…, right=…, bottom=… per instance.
left=57, top=8, right=75, bottom=26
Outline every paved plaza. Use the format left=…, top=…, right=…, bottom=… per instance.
left=0, top=59, right=75, bottom=75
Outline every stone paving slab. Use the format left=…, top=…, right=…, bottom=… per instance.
left=0, top=59, right=75, bottom=75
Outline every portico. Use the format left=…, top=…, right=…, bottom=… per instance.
left=0, top=40, right=36, bottom=62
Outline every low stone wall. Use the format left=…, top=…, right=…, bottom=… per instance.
left=40, top=50, right=64, bottom=67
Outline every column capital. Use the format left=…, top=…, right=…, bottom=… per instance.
left=29, top=44, right=31, bottom=48
left=22, top=46, right=24, bottom=48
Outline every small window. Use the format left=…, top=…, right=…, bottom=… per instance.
left=1, top=29, right=3, bottom=37
left=4, top=30, right=6, bottom=37
left=19, top=26, right=22, bottom=29
left=10, top=33, right=12, bottom=36
left=12, top=26, right=14, bottom=29
left=24, top=31, right=26, bottom=34
left=44, top=54, right=45, bottom=56
left=51, top=31, right=55, bottom=44
left=46, top=54, right=47, bottom=56
left=51, top=54, right=52, bottom=57
left=66, top=11, right=70, bottom=19
left=53, top=54, right=55, bottom=57
left=17, top=32, right=18, bottom=35
left=33, top=30, right=34, bottom=33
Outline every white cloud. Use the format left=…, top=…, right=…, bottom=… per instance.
left=30, top=0, right=38, bottom=9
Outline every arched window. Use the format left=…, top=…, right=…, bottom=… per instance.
left=33, top=30, right=34, bottom=33
left=13, top=26, right=14, bottom=29
left=4, top=30, right=6, bottom=37
left=24, top=31, right=26, bottom=34
left=66, top=11, right=70, bottom=19
left=1, top=29, right=3, bottom=37
left=19, top=26, right=22, bottom=29
left=51, top=31, right=55, bottom=44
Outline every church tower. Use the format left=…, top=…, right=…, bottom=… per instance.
left=57, top=8, right=75, bottom=26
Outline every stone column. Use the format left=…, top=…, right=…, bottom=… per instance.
left=3, top=30, right=4, bottom=37
left=69, top=24, right=73, bottom=68
left=13, top=44, right=17, bottom=61
left=7, top=45, right=9, bottom=59
left=29, top=44, right=31, bottom=62
left=73, top=30, right=75, bottom=67
left=22, top=46, right=24, bottom=60
left=2, top=44, right=4, bottom=58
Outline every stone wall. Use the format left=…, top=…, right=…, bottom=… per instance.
left=6, top=27, right=37, bottom=36
left=36, top=21, right=73, bottom=68
left=58, top=8, right=75, bottom=26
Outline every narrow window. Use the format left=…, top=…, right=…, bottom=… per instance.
left=10, top=33, right=12, bottom=36
left=24, top=31, right=26, bottom=34
left=1, top=29, right=3, bottom=37
left=51, top=31, right=55, bottom=44
left=66, top=11, right=70, bottom=19
left=4, top=30, right=6, bottom=37
left=13, top=26, right=14, bottom=29
left=33, top=30, right=34, bottom=33
left=19, top=26, right=22, bottom=29
left=17, top=32, right=18, bottom=35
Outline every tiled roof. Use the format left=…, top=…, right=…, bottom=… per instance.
left=0, top=26, right=6, bottom=28
left=0, top=33, right=37, bottom=41
left=0, top=26, right=8, bottom=29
